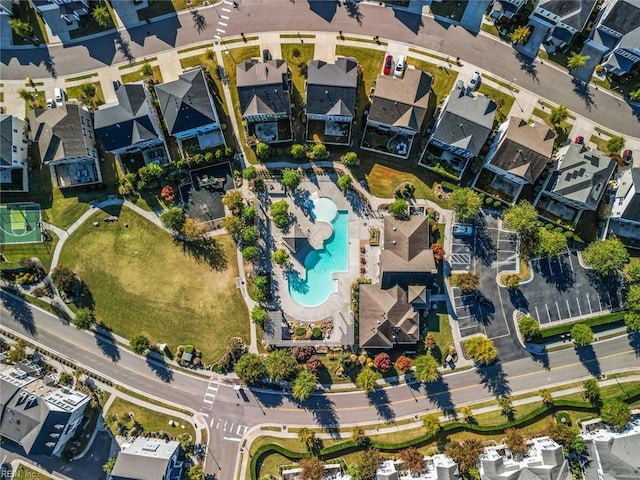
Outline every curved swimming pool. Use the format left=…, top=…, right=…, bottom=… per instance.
left=288, top=197, right=348, bottom=308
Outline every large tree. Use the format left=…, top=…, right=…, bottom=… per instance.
left=503, top=201, right=539, bottom=237
left=389, top=198, right=408, bottom=219
left=282, top=168, right=302, bottom=191
left=582, top=237, right=629, bottom=276
left=413, top=355, right=441, bottom=383
left=242, top=226, right=259, bottom=246
left=222, top=190, right=244, bottom=213
left=73, top=308, right=95, bottom=330
left=183, top=218, right=206, bottom=241
left=583, top=378, right=601, bottom=405
left=624, top=311, right=640, bottom=332
left=272, top=248, right=290, bottom=266
left=571, top=323, right=594, bottom=346
left=265, top=349, right=299, bottom=382
left=251, top=305, right=267, bottom=326
left=399, top=447, right=425, bottom=474
left=498, top=396, right=515, bottom=420
left=222, top=216, right=243, bottom=238
left=51, top=266, right=78, bottom=294
left=549, top=105, right=569, bottom=126
left=161, top=207, right=186, bottom=232
left=356, top=368, right=378, bottom=393
left=536, top=228, right=568, bottom=258
left=445, top=439, right=483, bottom=474
left=357, top=448, right=382, bottom=480
left=77, top=82, right=100, bottom=110
left=234, top=353, right=266, bottom=385
left=600, top=398, right=631, bottom=430
left=269, top=200, right=290, bottom=228
left=423, top=414, right=440, bottom=436
left=450, top=187, right=483, bottom=223
left=518, top=316, right=540, bottom=340
left=129, top=334, right=151, bottom=354
left=255, top=142, right=270, bottom=159
left=298, top=427, right=319, bottom=452
left=504, top=428, right=528, bottom=456
left=299, top=456, right=324, bottom=480
left=292, top=370, right=317, bottom=401
left=465, top=336, right=497, bottom=364
left=606, top=135, right=625, bottom=156
left=452, top=273, right=479, bottom=293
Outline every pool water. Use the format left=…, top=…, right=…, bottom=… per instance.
left=288, top=198, right=348, bottom=307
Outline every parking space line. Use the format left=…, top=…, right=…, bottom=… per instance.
left=210, top=418, right=215, bottom=427
left=457, top=315, right=473, bottom=321
left=556, top=302, right=562, bottom=319
left=535, top=305, right=542, bottom=323
left=565, top=299, right=571, bottom=317
left=597, top=293, right=603, bottom=310
left=216, top=420, right=220, bottom=429
left=545, top=304, right=551, bottom=323
left=576, top=298, right=582, bottom=316
left=460, top=324, right=479, bottom=331
left=586, top=294, right=593, bottom=314
left=548, top=259, right=554, bottom=275
left=568, top=252, right=574, bottom=270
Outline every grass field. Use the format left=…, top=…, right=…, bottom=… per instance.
left=66, top=82, right=105, bottom=108
left=531, top=107, right=572, bottom=146
left=0, top=230, right=58, bottom=272
left=13, top=465, right=53, bottom=480
left=478, top=84, right=515, bottom=123
left=281, top=43, right=315, bottom=107
left=121, top=66, right=163, bottom=84
left=590, top=135, right=608, bottom=153
left=407, top=58, right=458, bottom=105
left=58, top=206, right=249, bottom=361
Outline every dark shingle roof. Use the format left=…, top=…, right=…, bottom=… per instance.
left=621, top=168, right=640, bottom=221
left=381, top=216, right=435, bottom=275
left=306, top=58, right=358, bottom=117
left=94, top=83, right=160, bottom=152
left=368, top=69, right=432, bottom=131
left=0, top=114, right=13, bottom=167
left=431, top=90, right=496, bottom=156
left=29, top=103, right=89, bottom=164
left=602, top=0, right=640, bottom=35
left=154, top=68, right=217, bottom=136
left=236, top=59, right=290, bottom=118
left=538, top=0, right=598, bottom=30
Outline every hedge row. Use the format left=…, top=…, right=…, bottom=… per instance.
left=536, top=312, right=626, bottom=340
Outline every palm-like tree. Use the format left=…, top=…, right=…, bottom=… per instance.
left=140, top=62, right=153, bottom=78
left=549, top=105, right=569, bottom=126
left=509, top=26, right=531, bottom=45
left=18, top=88, right=36, bottom=104
left=567, top=53, right=589, bottom=70
left=92, top=5, right=111, bottom=28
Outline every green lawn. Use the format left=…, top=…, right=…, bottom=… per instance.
left=0, top=230, right=59, bottom=273
left=66, top=82, right=105, bottom=108
left=121, top=66, right=163, bottom=84
left=281, top=44, right=315, bottom=107
left=590, top=135, right=608, bottom=153
left=407, top=58, right=458, bottom=105
left=69, top=1, right=116, bottom=39
left=429, top=0, right=468, bottom=21
left=478, top=84, right=515, bottom=123
left=481, top=22, right=500, bottom=37
left=58, top=206, right=249, bottom=361
left=424, top=310, right=453, bottom=363
left=531, top=107, right=572, bottom=147
left=107, top=397, right=195, bottom=440
left=13, top=465, right=53, bottom=480
left=335, top=45, right=385, bottom=104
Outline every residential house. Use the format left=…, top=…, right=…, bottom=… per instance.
left=236, top=59, right=292, bottom=144
left=155, top=67, right=225, bottom=156
left=536, top=143, right=615, bottom=223
left=30, top=0, right=89, bottom=38
left=478, top=117, right=555, bottom=202
left=606, top=167, right=640, bottom=247
left=0, top=0, right=15, bottom=46
left=0, top=362, right=89, bottom=457
left=30, top=102, right=103, bottom=188
left=359, top=216, right=436, bottom=350
left=428, top=88, right=496, bottom=168
left=376, top=455, right=459, bottom=480
left=281, top=463, right=347, bottom=480
left=480, top=436, right=571, bottom=480
left=362, top=69, right=432, bottom=159
left=109, top=437, right=183, bottom=480
left=584, top=0, right=640, bottom=76
left=489, top=0, right=526, bottom=21
left=0, top=114, right=29, bottom=191
left=305, top=57, right=358, bottom=145
left=533, top=0, right=598, bottom=50
left=94, top=82, right=168, bottom=166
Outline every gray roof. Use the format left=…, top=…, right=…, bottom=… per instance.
left=368, top=69, right=432, bottom=131
left=586, top=435, right=640, bottom=480
left=94, top=83, right=160, bottom=152
left=0, top=114, right=13, bottom=166
left=381, top=216, right=436, bottom=275
left=550, top=26, right=574, bottom=43
left=282, top=223, right=308, bottom=253
left=488, top=117, right=555, bottom=183
left=306, top=58, right=358, bottom=117
left=538, top=0, right=598, bottom=30
left=29, top=103, right=90, bottom=164
left=237, top=59, right=290, bottom=118
left=601, top=0, right=640, bottom=35
left=111, top=437, right=180, bottom=480
left=154, top=68, right=217, bottom=136
left=431, top=90, right=496, bottom=156
left=620, top=168, right=640, bottom=221
left=545, top=144, right=615, bottom=210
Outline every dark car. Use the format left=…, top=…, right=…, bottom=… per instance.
left=623, top=149, right=632, bottom=166
left=112, top=80, right=120, bottom=91
left=262, top=49, right=271, bottom=61
left=383, top=55, right=393, bottom=75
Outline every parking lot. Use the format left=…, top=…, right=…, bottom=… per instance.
left=496, top=230, right=518, bottom=274
left=450, top=226, right=474, bottom=272
left=515, top=251, right=623, bottom=325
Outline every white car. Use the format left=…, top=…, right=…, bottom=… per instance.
left=46, top=98, right=55, bottom=109
left=469, top=71, right=481, bottom=91
left=393, top=55, right=406, bottom=78
left=54, top=87, right=65, bottom=107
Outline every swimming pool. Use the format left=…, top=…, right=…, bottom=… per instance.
left=288, top=197, right=348, bottom=307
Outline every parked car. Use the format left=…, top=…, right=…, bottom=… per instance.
left=112, top=80, right=120, bottom=91
left=469, top=71, right=481, bottom=91
left=622, top=149, right=632, bottom=166
left=574, top=135, right=584, bottom=144
left=54, top=87, right=65, bottom=107
left=104, top=216, right=119, bottom=222
left=452, top=225, right=473, bottom=236
left=383, top=54, right=393, bottom=75
left=455, top=79, right=465, bottom=91
left=393, top=55, right=406, bottom=78
left=262, top=49, right=271, bottom=61
left=46, top=98, right=55, bottom=109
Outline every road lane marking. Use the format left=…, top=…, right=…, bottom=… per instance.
left=221, top=14, right=229, bottom=19
left=218, top=22, right=227, bottom=26
left=216, top=421, right=220, bottom=428
left=223, top=437, right=242, bottom=442
left=210, top=418, right=215, bottom=427
left=216, top=28, right=226, bottom=33
left=202, top=397, right=214, bottom=404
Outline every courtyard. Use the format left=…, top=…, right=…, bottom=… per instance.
left=179, top=162, right=235, bottom=228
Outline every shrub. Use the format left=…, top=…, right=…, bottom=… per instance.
left=306, top=355, right=323, bottom=373
left=310, top=143, right=328, bottom=159
left=484, top=197, right=493, bottom=205
left=312, top=327, right=322, bottom=339
left=290, top=144, right=306, bottom=159
left=395, top=355, right=413, bottom=373
left=492, top=200, right=502, bottom=208
left=292, top=346, right=315, bottom=363
left=342, top=151, right=359, bottom=167
left=256, top=142, right=270, bottom=160
left=374, top=353, right=392, bottom=373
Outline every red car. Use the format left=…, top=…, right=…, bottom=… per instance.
left=383, top=55, right=393, bottom=75
left=574, top=136, right=584, bottom=144
left=623, top=149, right=632, bottom=166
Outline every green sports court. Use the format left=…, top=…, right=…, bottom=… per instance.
left=0, top=203, right=42, bottom=245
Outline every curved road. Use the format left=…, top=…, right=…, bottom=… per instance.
left=1, top=0, right=638, bottom=135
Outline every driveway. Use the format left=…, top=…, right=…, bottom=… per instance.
left=459, top=0, right=491, bottom=32
left=515, top=16, right=550, bottom=59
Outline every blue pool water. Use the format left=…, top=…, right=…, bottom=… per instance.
left=288, top=198, right=348, bottom=307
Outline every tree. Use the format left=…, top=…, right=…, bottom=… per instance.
left=290, top=143, right=306, bottom=159
left=242, top=166, right=257, bottom=180
left=9, top=18, right=33, bottom=39
left=399, top=447, right=424, bottom=474
left=630, top=87, right=640, bottom=101
left=357, top=448, right=382, bottom=480
left=282, top=168, right=302, bottom=191
left=337, top=174, right=353, bottom=190
left=345, top=464, right=362, bottom=480
left=265, top=349, right=299, bottom=382
left=183, top=218, right=206, bottom=240
left=518, top=316, right=540, bottom=340
left=389, top=198, right=408, bottom=219
left=351, top=426, right=368, bottom=447
left=256, top=142, right=270, bottom=159
left=465, top=336, right=497, bottom=364
left=242, top=225, right=259, bottom=245
left=626, top=264, right=640, bottom=284
left=606, top=135, right=625, bottom=156
left=583, top=237, right=629, bottom=275
left=431, top=243, right=445, bottom=262
left=424, top=332, right=437, bottom=351
left=234, top=353, right=266, bottom=384
left=450, top=188, right=483, bottom=222
left=453, top=273, right=479, bottom=293
left=17, top=88, right=36, bottom=104
left=92, top=5, right=111, bottom=27
left=549, top=105, right=569, bottom=126
left=129, top=334, right=150, bottom=354
left=567, top=53, right=589, bottom=70
left=51, top=266, right=77, bottom=294
left=395, top=355, right=413, bottom=373
left=624, top=312, right=640, bottom=332
left=222, top=216, right=243, bottom=239
left=503, top=274, right=520, bottom=290
left=504, top=428, right=527, bottom=456
left=310, top=143, right=328, bottom=159
left=242, top=245, right=259, bottom=261
left=272, top=248, right=290, bottom=266
left=73, top=308, right=95, bottom=330
left=546, top=421, right=577, bottom=448
left=503, top=201, right=539, bottom=237
left=161, top=207, right=185, bottom=232
left=423, top=414, right=440, bottom=436
left=269, top=200, right=290, bottom=228
left=102, top=457, right=117, bottom=474
left=413, top=355, right=441, bottom=383
left=292, top=346, right=315, bottom=363
left=59, top=372, right=72, bottom=386
left=536, top=228, right=568, bottom=258
left=300, top=456, right=324, bottom=480
left=251, top=305, right=268, bottom=326
left=243, top=206, right=256, bottom=224
left=571, top=323, right=594, bottom=346
left=460, top=405, right=474, bottom=422
left=306, top=355, right=323, bottom=373
left=140, top=62, right=153, bottom=78
left=356, top=367, right=378, bottom=393
left=373, top=352, right=392, bottom=373
left=583, top=378, right=601, bottom=405
left=540, top=388, right=554, bottom=406
left=509, top=25, right=531, bottom=45
left=342, top=151, right=359, bottom=167
left=445, top=439, right=483, bottom=474
left=292, top=370, right=317, bottom=401
left=600, top=398, right=631, bottom=430
left=186, top=464, right=204, bottom=480
left=78, top=82, right=98, bottom=110
left=498, top=396, right=515, bottom=419
left=222, top=190, right=245, bottom=213
left=625, top=284, right=640, bottom=312
left=160, top=185, right=176, bottom=202
left=298, top=427, right=319, bottom=452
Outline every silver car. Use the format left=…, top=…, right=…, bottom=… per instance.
left=469, top=71, right=481, bottom=91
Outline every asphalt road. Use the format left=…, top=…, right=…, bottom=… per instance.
left=1, top=0, right=638, bottom=135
